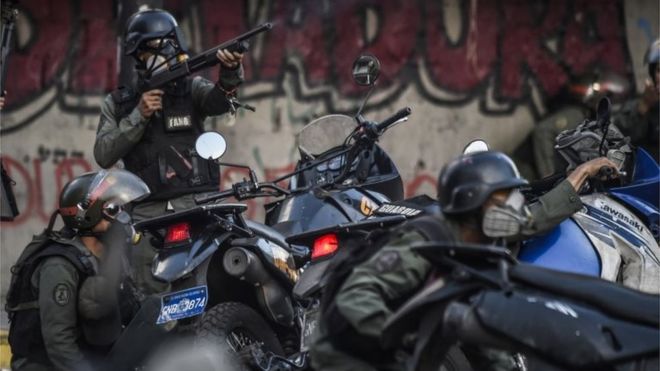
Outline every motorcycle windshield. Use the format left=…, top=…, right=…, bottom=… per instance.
left=298, top=114, right=357, bottom=157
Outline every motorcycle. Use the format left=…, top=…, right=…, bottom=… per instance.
left=112, top=54, right=412, bottom=369
left=518, top=97, right=660, bottom=293
left=381, top=240, right=660, bottom=371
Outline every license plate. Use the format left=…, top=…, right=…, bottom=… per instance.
left=301, top=306, right=319, bottom=352
left=156, top=285, right=208, bottom=324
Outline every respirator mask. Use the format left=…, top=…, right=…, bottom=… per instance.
left=482, top=189, right=533, bottom=239
left=101, top=203, right=141, bottom=246
left=138, top=38, right=184, bottom=78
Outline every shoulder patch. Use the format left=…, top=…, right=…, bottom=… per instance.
left=374, top=250, right=402, bottom=273
left=53, top=283, right=71, bottom=306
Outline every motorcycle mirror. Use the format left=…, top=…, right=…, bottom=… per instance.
left=596, top=97, right=611, bottom=128
left=596, top=97, right=611, bottom=156
left=462, top=139, right=490, bottom=154
left=195, top=132, right=228, bottom=160
left=352, top=54, right=380, bottom=86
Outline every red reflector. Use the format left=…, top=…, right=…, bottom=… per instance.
left=311, top=233, right=339, bottom=260
left=165, top=222, right=191, bottom=244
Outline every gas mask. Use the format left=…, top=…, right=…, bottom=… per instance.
left=104, top=204, right=141, bottom=245
left=482, top=190, right=533, bottom=239
left=138, top=38, right=184, bottom=78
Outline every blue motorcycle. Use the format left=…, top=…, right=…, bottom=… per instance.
left=520, top=98, right=660, bottom=293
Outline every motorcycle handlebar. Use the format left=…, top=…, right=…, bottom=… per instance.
left=194, top=189, right=235, bottom=204
left=375, top=107, right=412, bottom=133
left=194, top=182, right=290, bottom=205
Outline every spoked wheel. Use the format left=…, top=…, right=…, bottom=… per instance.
left=197, top=302, right=284, bottom=370
left=227, top=327, right=262, bottom=353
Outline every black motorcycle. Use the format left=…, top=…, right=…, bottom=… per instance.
left=380, top=241, right=660, bottom=371
left=110, top=55, right=412, bottom=369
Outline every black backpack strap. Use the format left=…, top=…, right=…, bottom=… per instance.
left=6, top=239, right=95, bottom=313
left=405, top=214, right=457, bottom=244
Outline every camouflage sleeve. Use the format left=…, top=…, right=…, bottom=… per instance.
left=524, top=178, right=583, bottom=235
left=191, top=65, right=244, bottom=119
left=334, top=231, right=432, bottom=338
left=93, top=94, right=148, bottom=168
left=37, top=257, right=94, bottom=371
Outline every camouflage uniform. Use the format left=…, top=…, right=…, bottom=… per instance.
left=310, top=179, right=583, bottom=371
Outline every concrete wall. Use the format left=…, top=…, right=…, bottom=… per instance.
left=1, top=0, right=658, bottom=298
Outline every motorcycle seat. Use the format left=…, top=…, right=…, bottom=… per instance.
left=511, top=263, right=659, bottom=327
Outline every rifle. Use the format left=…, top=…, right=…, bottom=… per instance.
left=139, top=22, right=272, bottom=92
left=0, top=1, right=19, bottom=221
left=0, top=0, right=18, bottom=97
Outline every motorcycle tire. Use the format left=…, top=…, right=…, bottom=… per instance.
left=196, top=302, right=284, bottom=370
left=440, top=346, right=474, bottom=371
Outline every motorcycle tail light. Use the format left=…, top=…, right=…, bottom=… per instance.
left=311, top=233, right=339, bottom=260
left=164, top=222, right=191, bottom=245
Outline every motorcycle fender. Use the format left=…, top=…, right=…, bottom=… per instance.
left=105, top=296, right=170, bottom=369
left=293, top=259, right=332, bottom=299
left=152, top=233, right=230, bottom=283
left=472, top=291, right=660, bottom=368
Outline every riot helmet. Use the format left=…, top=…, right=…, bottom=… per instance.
left=437, top=151, right=528, bottom=215
left=123, top=9, right=188, bottom=78
left=644, top=39, right=660, bottom=87
left=59, top=169, right=150, bottom=231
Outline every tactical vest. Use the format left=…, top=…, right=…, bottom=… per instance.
left=319, top=214, right=457, bottom=362
left=7, top=232, right=143, bottom=366
left=6, top=232, right=96, bottom=365
left=112, top=79, right=220, bottom=201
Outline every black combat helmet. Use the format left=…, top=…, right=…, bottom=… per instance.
left=123, top=9, right=188, bottom=58
left=645, top=39, right=660, bottom=85
left=59, top=169, right=150, bottom=231
left=437, top=151, right=528, bottom=215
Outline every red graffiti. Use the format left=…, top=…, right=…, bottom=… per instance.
left=2, top=151, right=439, bottom=227
left=3, top=0, right=631, bottom=117
left=5, top=0, right=72, bottom=106
left=561, top=0, right=628, bottom=76
left=333, top=0, right=420, bottom=95
left=405, top=173, right=437, bottom=198
left=257, top=0, right=332, bottom=85
left=499, top=0, right=569, bottom=98
left=424, top=0, right=498, bottom=92
left=1, top=155, right=92, bottom=227
left=68, top=0, right=118, bottom=94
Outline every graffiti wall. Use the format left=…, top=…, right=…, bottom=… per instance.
left=0, top=0, right=657, bottom=297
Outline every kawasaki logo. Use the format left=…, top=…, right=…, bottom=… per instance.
left=600, top=204, right=644, bottom=233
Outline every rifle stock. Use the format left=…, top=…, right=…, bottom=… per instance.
left=140, top=22, right=272, bottom=92
left=0, top=0, right=19, bottom=97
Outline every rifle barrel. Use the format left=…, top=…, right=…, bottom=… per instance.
left=141, top=23, right=273, bottom=92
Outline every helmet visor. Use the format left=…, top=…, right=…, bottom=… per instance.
left=86, top=169, right=150, bottom=207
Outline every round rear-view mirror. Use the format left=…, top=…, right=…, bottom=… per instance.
left=462, top=139, right=490, bottom=155
left=195, top=132, right=227, bottom=160
left=352, top=54, right=381, bottom=86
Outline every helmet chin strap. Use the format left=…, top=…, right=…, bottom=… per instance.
left=46, top=210, right=61, bottom=234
